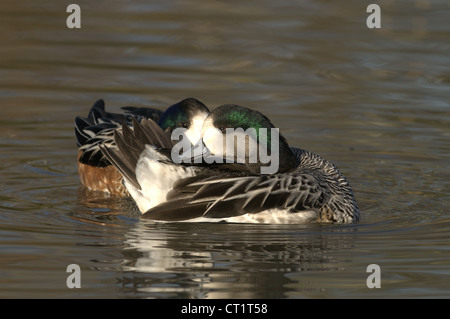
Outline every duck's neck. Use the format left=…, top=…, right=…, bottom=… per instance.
left=278, top=139, right=298, bottom=172
left=246, top=135, right=297, bottom=174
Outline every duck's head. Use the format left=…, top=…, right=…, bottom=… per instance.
left=158, top=98, right=210, bottom=145
left=200, top=104, right=297, bottom=174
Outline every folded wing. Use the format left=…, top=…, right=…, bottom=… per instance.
left=142, top=172, right=330, bottom=221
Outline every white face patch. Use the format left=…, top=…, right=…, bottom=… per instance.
left=184, top=113, right=209, bottom=145
left=201, top=118, right=224, bottom=157
left=173, top=113, right=281, bottom=174
left=201, top=118, right=280, bottom=173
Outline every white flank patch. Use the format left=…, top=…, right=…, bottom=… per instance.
left=166, top=209, right=318, bottom=224
left=125, top=145, right=198, bottom=213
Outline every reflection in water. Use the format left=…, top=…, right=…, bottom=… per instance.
left=117, top=221, right=358, bottom=298
left=72, top=187, right=139, bottom=227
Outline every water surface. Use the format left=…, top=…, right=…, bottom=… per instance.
left=0, top=0, right=449, bottom=298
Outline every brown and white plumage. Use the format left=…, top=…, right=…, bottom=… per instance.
left=74, top=98, right=209, bottom=195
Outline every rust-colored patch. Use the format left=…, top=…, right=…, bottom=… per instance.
left=317, top=205, right=334, bottom=223
left=77, top=150, right=128, bottom=196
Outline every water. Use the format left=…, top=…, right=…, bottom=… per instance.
left=1, top=0, right=449, bottom=298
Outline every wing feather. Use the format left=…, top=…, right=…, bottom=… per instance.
left=142, top=172, right=330, bottom=221
left=99, top=144, right=140, bottom=190
left=76, top=99, right=165, bottom=168
left=100, top=117, right=176, bottom=190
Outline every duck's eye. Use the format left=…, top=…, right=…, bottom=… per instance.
left=177, top=122, right=188, bottom=128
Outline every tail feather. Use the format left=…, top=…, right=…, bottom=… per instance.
left=76, top=99, right=166, bottom=168
left=74, top=116, right=94, bottom=147
left=99, top=143, right=140, bottom=190
left=87, top=99, right=107, bottom=123
left=113, top=127, right=141, bottom=176
left=100, top=117, right=175, bottom=191
left=134, top=117, right=173, bottom=149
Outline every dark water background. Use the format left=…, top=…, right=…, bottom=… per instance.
left=0, top=0, right=449, bottom=298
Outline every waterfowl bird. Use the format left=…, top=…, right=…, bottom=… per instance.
left=101, top=104, right=360, bottom=224
left=75, top=98, right=210, bottom=195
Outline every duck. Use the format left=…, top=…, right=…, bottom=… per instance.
left=100, top=103, right=360, bottom=224
left=75, top=98, right=210, bottom=195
